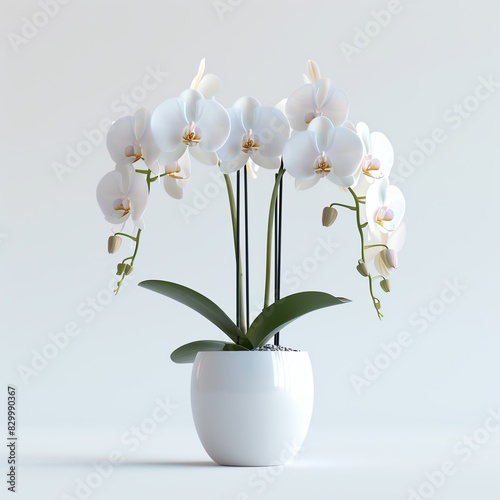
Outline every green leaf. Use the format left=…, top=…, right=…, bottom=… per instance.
left=246, top=291, right=350, bottom=348
left=171, top=340, right=248, bottom=364
left=139, top=280, right=247, bottom=345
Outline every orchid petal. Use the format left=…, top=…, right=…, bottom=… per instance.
left=194, top=99, right=230, bottom=152
left=282, top=131, right=318, bottom=179
left=164, top=175, right=184, bottom=200
left=190, top=147, right=218, bottom=166
left=295, top=177, right=320, bottom=190
left=252, top=107, right=290, bottom=157
left=198, top=74, right=221, bottom=99
left=151, top=98, right=188, bottom=153
left=307, top=60, right=321, bottom=83
left=308, top=116, right=335, bottom=152
left=219, top=152, right=248, bottom=174
left=180, top=89, right=204, bottom=123
left=327, top=126, right=364, bottom=179
left=217, top=109, right=247, bottom=161
left=321, top=87, right=349, bottom=127
left=251, top=153, right=281, bottom=170
left=233, top=96, right=260, bottom=130
left=106, top=116, right=135, bottom=164
left=190, top=58, right=206, bottom=90
left=285, top=83, right=317, bottom=131
left=356, top=122, right=370, bottom=150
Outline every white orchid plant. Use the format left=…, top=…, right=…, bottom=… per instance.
left=96, top=59, right=406, bottom=363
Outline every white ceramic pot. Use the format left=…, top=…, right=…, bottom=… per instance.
left=191, top=350, right=314, bottom=466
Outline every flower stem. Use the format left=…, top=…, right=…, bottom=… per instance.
left=348, top=188, right=383, bottom=319
left=114, top=228, right=142, bottom=294
left=223, top=173, right=246, bottom=333
left=264, top=165, right=285, bottom=309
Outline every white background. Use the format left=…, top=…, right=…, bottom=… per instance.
left=1, top=0, right=499, bottom=498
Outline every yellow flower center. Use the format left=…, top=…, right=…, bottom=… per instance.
left=362, top=154, right=382, bottom=179
left=124, top=145, right=143, bottom=163
left=376, top=206, right=394, bottom=228
left=182, top=122, right=201, bottom=146
left=241, top=130, right=260, bottom=154
left=314, top=152, right=332, bottom=175
left=113, top=198, right=131, bottom=218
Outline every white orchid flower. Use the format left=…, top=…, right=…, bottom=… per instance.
left=151, top=88, right=230, bottom=167
left=106, top=108, right=160, bottom=174
left=162, top=149, right=191, bottom=200
left=356, top=122, right=394, bottom=181
left=96, top=170, right=148, bottom=229
left=365, top=177, right=405, bottom=235
left=282, top=116, right=364, bottom=189
left=365, top=223, right=406, bottom=277
left=285, top=61, right=350, bottom=132
left=218, top=96, right=290, bottom=174
left=190, top=58, right=221, bottom=99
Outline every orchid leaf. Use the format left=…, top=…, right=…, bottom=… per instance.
left=171, top=340, right=248, bottom=364
left=246, top=292, right=350, bottom=348
left=139, top=280, right=248, bottom=345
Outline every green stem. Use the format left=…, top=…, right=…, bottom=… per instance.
left=264, top=166, right=285, bottom=309
left=114, top=232, right=137, bottom=242
left=223, top=174, right=246, bottom=333
left=364, top=244, right=389, bottom=250
left=330, top=202, right=357, bottom=211
left=348, top=188, right=383, bottom=319
left=114, top=228, right=142, bottom=294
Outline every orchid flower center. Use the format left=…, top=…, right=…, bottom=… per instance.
left=375, top=206, right=395, bottom=229
left=124, top=144, right=143, bottom=163
left=304, top=108, right=323, bottom=125
left=362, top=154, right=382, bottom=179
left=313, top=152, right=332, bottom=175
left=182, top=122, right=201, bottom=147
left=165, top=166, right=189, bottom=181
left=241, top=129, right=260, bottom=155
left=113, top=197, right=131, bottom=218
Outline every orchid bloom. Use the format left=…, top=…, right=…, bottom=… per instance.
left=162, top=149, right=191, bottom=200
left=190, top=58, right=222, bottom=100
left=106, top=108, right=160, bottom=175
left=356, top=122, right=394, bottom=182
left=365, top=223, right=406, bottom=277
left=365, top=177, right=405, bottom=235
left=282, top=116, right=364, bottom=189
left=150, top=87, right=230, bottom=167
left=96, top=170, right=148, bottom=229
left=285, top=60, right=350, bottom=132
left=218, top=96, right=290, bottom=173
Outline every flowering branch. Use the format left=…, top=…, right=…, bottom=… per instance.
left=264, top=164, right=285, bottom=309
left=348, top=188, right=383, bottom=319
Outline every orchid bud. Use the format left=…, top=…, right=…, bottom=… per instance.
left=380, top=279, right=391, bottom=293
left=116, top=263, right=126, bottom=275
left=381, top=249, right=398, bottom=269
left=108, top=235, right=122, bottom=254
left=322, top=207, right=338, bottom=227
left=124, top=264, right=133, bottom=276
left=356, top=260, right=369, bottom=277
